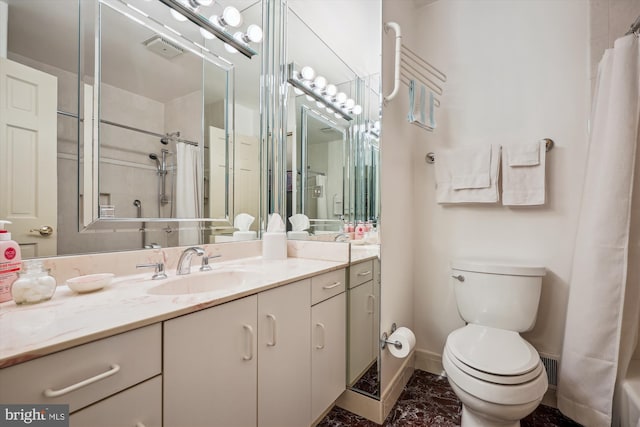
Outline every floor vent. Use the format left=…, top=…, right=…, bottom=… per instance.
left=540, top=355, right=558, bottom=387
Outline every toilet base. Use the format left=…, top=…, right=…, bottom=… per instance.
left=461, top=405, right=519, bottom=427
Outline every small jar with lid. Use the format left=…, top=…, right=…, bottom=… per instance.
left=11, top=260, right=56, bottom=305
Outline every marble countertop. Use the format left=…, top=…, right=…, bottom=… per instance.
left=0, top=256, right=347, bottom=368
left=350, top=244, right=380, bottom=263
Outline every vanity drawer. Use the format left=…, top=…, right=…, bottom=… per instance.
left=0, top=323, right=161, bottom=413
left=349, top=260, right=374, bottom=289
left=311, top=269, right=346, bottom=305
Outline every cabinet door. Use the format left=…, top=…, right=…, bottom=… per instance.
left=164, top=295, right=258, bottom=427
left=348, top=281, right=375, bottom=385
left=258, top=280, right=311, bottom=427
left=70, top=376, right=161, bottom=427
left=311, top=293, right=346, bottom=423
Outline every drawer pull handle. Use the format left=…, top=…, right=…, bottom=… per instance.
left=367, top=295, right=375, bottom=314
left=43, top=364, right=121, bottom=398
left=315, top=323, right=326, bottom=349
left=243, top=324, right=254, bottom=361
left=266, top=314, right=277, bottom=347
left=357, top=270, right=372, bottom=276
left=322, top=281, right=342, bottom=290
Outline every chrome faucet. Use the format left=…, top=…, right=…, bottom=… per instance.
left=334, top=233, right=350, bottom=242
left=176, top=247, right=205, bottom=275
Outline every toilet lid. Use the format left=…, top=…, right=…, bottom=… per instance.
left=447, top=324, right=540, bottom=376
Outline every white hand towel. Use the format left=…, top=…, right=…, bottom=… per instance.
left=450, top=145, right=492, bottom=189
left=408, top=80, right=436, bottom=129
left=502, top=141, right=546, bottom=206
left=507, top=141, right=540, bottom=166
left=435, top=144, right=501, bottom=204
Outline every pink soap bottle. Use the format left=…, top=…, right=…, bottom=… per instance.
left=0, top=220, right=21, bottom=303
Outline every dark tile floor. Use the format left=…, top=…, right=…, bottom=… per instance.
left=319, top=370, right=582, bottom=427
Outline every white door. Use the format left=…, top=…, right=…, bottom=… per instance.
left=0, top=58, right=57, bottom=257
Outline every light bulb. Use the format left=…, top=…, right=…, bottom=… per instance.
left=199, top=27, right=215, bottom=39
left=224, top=43, right=238, bottom=54
left=326, top=107, right=334, bottom=114
left=316, top=101, right=325, bottom=108
left=345, top=98, right=355, bottom=109
left=189, top=0, right=213, bottom=6
left=336, top=92, right=347, bottom=104
left=306, top=95, right=314, bottom=102
left=334, top=113, right=341, bottom=119
left=313, top=76, right=327, bottom=90
left=221, top=6, right=242, bottom=27
left=300, top=66, right=315, bottom=81
left=293, top=87, right=303, bottom=95
left=352, top=105, right=363, bottom=115
left=325, top=84, right=337, bottom=97
left=245, top=24, right=263, bottom=43
left=374, top=120, right=380, bottom=130
left=170, top=8, right=188, bottom=21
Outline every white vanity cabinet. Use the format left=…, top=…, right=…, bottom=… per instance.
left=348, top=259, right=377, bottom=385
left=0, top=324, right=161, bottom=418
left=163, top=295, right=258, bottom=427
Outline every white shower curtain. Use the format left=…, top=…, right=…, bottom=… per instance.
left=557, top=34, right=640, bottom=426
left=176, top=142, right=202, bottom=246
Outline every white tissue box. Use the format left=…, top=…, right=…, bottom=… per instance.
left=233, top=231, right=257, bottom=241
left=262, top=232, right=287, bottom=260
left=287, top=231, right=309, bottom=241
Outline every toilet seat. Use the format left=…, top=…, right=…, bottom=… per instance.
left=446, top=324, right=540, bottom=377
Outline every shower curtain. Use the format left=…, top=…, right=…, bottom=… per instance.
left=176, top=142, right=202, bottom=246
left=316, top=174, right=328, bottom=218
left=557, top=34, right=640, bottom=426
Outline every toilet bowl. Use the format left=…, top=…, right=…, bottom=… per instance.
left=443, top=260, right=547, bottom=427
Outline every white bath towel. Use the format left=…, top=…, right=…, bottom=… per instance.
left=502, top=141, right=546, bottom=206
left=506, top=141, right=540, bottom=166
left=450, top=145, right=492, bottom=190
left=435, top=144, right=501, bottom=204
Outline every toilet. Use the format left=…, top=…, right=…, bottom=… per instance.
left=442, top=259, right=548, bottom=427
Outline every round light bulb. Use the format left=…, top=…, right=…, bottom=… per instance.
left=334, top=113, right=342, bottom=119
left=224, top=43, right=238, bottom=54
left=336, top=92, right=347, bottom=104
left=345, top=98, right=355, bottom=109
left=374, top=120, right=380, bottom=130
left=199, top=27, right=215, bottom=40
left=352, top=105, right=363, bottom=115
left=300, top=66, right=315, bottom=81
left=293, top=87, right=304, bottom=96
left=170, top=8, right=188, bottom=21
left=313, top=76, right=327, bottom=90
left=326, top=107, right=334, bottom=114
left=245, top=24, right=263, bottom=43
left=222, top=6, right=242, bottom=27
left=306, top=95, right=314, bottom=102
left=325, top=84, right=337, bottom=97
left=316, top=101, right=325, bottom=108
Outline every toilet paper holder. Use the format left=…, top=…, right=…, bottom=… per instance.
left=380, top=323, right=402, bottom=350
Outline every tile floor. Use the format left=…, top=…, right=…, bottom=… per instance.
left=318, top=370, right=582, bottom=427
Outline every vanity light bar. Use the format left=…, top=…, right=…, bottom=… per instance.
left=287, top=63, right=357, bottom=122
left=157, top=0, right=257, bottom=59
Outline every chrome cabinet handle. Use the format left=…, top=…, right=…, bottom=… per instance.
left=43, top=364, right=121, bottom=397
left=451, top=274, right=465, bottom=282
left=357, top=270, right=372, bottom=276
left=243, top=324, right=254, bottom=361
left=266, top=314, right=277, bottom=347
left=315, top=323, right=326, bottom=349
left=322, top=281, right=342, bottom=290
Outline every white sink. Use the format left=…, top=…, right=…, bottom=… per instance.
left=147, top=269, right=263, bottom=295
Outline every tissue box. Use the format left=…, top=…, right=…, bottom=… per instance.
left=233, top=231, right=257, bottom=241
left=262, top=232, right=287, bottom=259
left=287, top=231, right=309, bottom=241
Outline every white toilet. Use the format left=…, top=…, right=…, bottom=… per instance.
left=442, top=259, right=548, bottom=427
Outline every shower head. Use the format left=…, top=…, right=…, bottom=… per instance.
left=160, top=137, right=170, bottom=145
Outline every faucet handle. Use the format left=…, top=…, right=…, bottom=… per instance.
left=136, top=262, right=167, bottom=280
left=200, top=254, right=222, bottom=272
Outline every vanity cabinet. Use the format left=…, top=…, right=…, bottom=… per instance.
left=163, top=295, right=258, bottom=427
left=348, top=259, right=377, bottom=385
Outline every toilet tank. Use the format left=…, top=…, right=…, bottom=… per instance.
left=451, top=259, right=546, bottom=332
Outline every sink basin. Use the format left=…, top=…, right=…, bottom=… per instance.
left=147, top=269, right=263, bottom=295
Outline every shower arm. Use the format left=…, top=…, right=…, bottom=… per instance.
left=383, top=22, right=402, bottom=104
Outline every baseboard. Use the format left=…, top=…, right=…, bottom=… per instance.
left=336, top=351, right=415, bottom=424
left=415, top=349, right=444, bottom=375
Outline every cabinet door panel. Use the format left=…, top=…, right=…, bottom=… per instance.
left=312, top=293, right=346, bottom=422
left=164, top=296, right=258, bottom=427
left=348, top=281, right=375, bottom=385
left=258, top=280, right=311, bottom=427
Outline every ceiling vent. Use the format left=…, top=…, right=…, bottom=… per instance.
left=142, top=35, right=184, bottom=60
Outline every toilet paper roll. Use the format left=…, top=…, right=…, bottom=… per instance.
left=387, top=327, right=416, bottom=359
left=262, top=232, right=287, bottom=260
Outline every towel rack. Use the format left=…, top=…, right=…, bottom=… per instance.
left=425, top=138, right=555, bottom=164
left=383, top=21, right=446, bottom=106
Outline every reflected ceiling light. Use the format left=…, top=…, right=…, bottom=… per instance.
left=211, top=6, right=242, bottom=28
left=316, top=101, right=325, bottom=108
left=324, top=84, right=337, bottom=98
left=293, top=87, right=304, bottom=96
left=305, top=95, right=315, bottom=102
left=313, top=76, right=327, bottom=91
left=326, top=107, right=334, bottom=114
left=300, top=66, right=315, bottom=81
left=352, top=105, right=363, bottom=115
left=336, top=92, right=347, bottom=105
left=345, top=99, right=355, bottom=109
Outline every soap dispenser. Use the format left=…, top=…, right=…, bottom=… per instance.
left=0, top=220, right=22, bottom=303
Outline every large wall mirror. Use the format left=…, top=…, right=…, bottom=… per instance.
left=285, top=0, right=382, bottom=399
left=0, top=0, right=263, bottom=257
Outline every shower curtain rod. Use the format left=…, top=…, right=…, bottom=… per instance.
left=627, top=15, right=640, bottom=35
left=55, top=110, right=199, bottom=146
